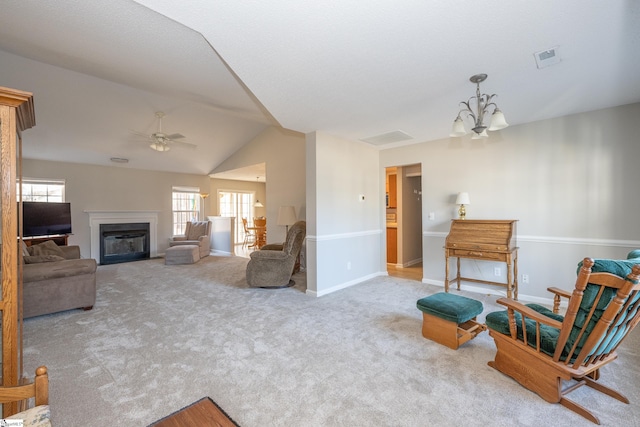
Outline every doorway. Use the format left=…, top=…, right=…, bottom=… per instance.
left=385, top=164, right=423, bottom=281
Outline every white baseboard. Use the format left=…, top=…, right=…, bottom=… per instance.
left=421, top=278, right=565, bottom=308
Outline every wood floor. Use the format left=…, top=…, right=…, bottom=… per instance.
left=151, top=397, right=238, bottom=427
left=387, top=263, right=423, bottom=282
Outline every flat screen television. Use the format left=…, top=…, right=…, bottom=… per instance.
left=22, top=201, right=72, bottom=237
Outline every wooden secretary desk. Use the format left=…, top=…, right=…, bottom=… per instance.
left=444, top=219, right=519, bottom=299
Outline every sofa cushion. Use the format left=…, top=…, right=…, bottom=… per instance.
left=23, top=258, right=97, bottom=283
left=24, top=255, right=66, bottom=264
left=27, top=240, right=65, bottom=258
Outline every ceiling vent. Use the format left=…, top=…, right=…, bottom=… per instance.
left=360, top=130, right=413, bottom=146
left=534, top=46, right=561, bottom=69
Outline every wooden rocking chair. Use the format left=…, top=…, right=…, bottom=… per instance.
left=485, top=253, right=640, bottom=424
left=0, top=366, right=50, bottom=423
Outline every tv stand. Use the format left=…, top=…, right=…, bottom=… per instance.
left=24, top=235, right=69, bottom=247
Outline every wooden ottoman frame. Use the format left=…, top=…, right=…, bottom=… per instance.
left=417, top=293, right=487, bottom=350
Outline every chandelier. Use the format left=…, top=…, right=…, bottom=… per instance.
left=450, top=74, right=508, bottom=139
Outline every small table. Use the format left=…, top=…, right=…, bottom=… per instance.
left=150, top=397, right=238, bottom=427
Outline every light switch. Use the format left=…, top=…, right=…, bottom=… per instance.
left=428, top=212, right=435, bottom=220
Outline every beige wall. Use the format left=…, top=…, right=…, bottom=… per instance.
left=211, top=126, right=306, bottom=244
left=22, top=159, right=210, bottom=258
left=208, top=178, right=266, bottom=218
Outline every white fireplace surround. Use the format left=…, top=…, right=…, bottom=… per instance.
left=86, top=210, right=159, bottom=263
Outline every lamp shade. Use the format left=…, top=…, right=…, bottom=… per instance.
left=455, top=192, right=470, bottom=205
left=449, top=116, right=467, bottom=137
left=277, top=206, right=297, bottom=226
left=254, top=200, right=264, bottom=208
left=488, top=108, right=509, bottom=131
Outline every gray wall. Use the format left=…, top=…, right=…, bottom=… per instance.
left=381, top=102, right=640, bottom=301
left=306, top=132, right=381, bottom=296
left=22, top=159, right=210, bottom=258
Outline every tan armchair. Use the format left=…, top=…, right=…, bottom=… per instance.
left=169, top=220, right=211, bottom=258
left=246, top=220, right=306, bottom=288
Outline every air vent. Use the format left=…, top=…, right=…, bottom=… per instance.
left=534, top=46, right=561, bottom=69
left=360, top=130, right=413, bottom=146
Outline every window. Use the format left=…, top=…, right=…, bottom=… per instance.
left=172, top=186, right=200, bottom=235
left=218, top=190, right=254, bottom=244
left=19, top=178, right=65, bottom=202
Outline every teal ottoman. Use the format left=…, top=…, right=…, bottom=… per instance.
left=416, top=292, right=486, bottom=349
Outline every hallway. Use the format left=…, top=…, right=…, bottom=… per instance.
left=387, top=263, right=423, bottom=282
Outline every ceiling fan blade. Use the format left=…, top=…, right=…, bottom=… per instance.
left=130, top=130, right=152, bottom=139
left=171, top=139, right=197, bottom=149
left=166, top=133, right=185, bottom=140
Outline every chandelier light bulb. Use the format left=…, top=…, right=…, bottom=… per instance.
left=451, top=74, right=508, bottom=138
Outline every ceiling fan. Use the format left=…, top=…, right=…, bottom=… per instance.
left=131, top=111, right=196, bottom=152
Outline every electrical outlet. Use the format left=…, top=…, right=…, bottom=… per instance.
left=494, top=267, right=501, bottom=277
left=522, top=274, right=529, bottom=283
left=347, top=261, right=352, bottom=270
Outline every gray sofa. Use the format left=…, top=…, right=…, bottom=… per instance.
left=22, top=243, right=97, bottom=319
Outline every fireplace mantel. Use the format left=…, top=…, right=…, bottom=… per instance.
left=85, top=210, right=159, bottom=263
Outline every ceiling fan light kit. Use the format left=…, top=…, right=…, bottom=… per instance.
left=149, top=141, right=170, bottom=152
left=450, top=74, right=509, bottom=139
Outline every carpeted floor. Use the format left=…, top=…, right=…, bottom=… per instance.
left=22, top=255, right=640, bottom=426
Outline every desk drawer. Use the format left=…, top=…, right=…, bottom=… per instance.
left=450, top=249, right=504, bottom=261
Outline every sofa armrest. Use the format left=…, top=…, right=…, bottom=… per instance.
left=60, top=245, right=81, bottom=259
left=171, top=236, right=187, bottom=242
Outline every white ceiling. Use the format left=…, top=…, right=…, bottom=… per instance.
left=1, top=0, right=639, bottom=179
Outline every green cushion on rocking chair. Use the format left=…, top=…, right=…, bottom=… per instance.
left=487, top=250, right=640, bottom=361
left=485, top=304, right=564, bottom=357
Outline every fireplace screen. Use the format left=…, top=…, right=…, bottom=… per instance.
left=100, top=222, right=150, bottom=265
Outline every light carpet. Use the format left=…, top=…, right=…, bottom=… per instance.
left=22, top=255, right=640, bottom=426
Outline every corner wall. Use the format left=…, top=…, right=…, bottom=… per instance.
left=306, top=131, right=382, bottom=296
left=211, top=126, right=305, bottom=244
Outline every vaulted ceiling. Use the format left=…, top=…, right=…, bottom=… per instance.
left=1, top=1, right=639, bottom=178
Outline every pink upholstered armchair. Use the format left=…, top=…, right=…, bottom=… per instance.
left=169, top=221, right=211, bottom=258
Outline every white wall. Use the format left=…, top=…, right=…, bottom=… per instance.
left=211, top=126, right=306, bottom=244
left=22, top=159, right=210, bottom=258
left=305, top=131, right=382, bottom=296
left=380, top=103, right=640, bottom=301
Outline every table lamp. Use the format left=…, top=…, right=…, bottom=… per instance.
left=455, top=192, right=470, bottom=219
